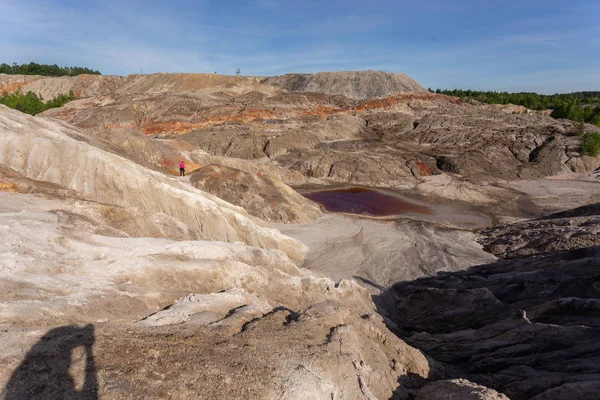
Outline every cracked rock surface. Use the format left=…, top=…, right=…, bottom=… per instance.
left=384, top=204, right=600, bottom=399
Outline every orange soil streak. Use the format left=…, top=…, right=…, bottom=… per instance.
left=301, top=105, right=345, bottom=119
left=296, top=93, right=464, bottom=119
left=0, top=81, right=32, bottom=94
left=142, top=109, right=279, bottom=135
left=0, top=182, right=19, bottom=193
left=416, top=161, right=437, bottom=176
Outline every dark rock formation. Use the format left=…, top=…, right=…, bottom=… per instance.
left=415, top=379, right=509, bottom=400
left=479, top=203, right=600, bottom=258
left=381, top=204, right=600, bottom=399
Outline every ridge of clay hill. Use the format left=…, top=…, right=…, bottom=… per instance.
left=263, top=70, right=427, bottom=99
left=0, top=73, right=126, bottom=99
left=1, top=69, right=425, bottom=100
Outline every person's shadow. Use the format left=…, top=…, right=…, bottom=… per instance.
left=3, top=324, right=99, bottom=400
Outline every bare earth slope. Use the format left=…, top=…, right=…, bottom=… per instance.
left=0, top=73, right=126, bottom=99
left=263, top=70, right=427, bottom=99
left=189, top=165, right=322, bottom=223
left=114, top=72, right=266, bottom=94
left=0, top=105, right=302, bottom=259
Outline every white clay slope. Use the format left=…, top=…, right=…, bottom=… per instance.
left=0, top=105, right=303, bottom=260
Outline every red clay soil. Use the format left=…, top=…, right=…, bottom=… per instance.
left=416, top=160, right=437, bottom=176
left=0, top=81, right=34, bottom=94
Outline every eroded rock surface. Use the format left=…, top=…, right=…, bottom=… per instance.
left=384, top=204, right=600, bottom=399
left=0, top=178, right=442, bottom=400
left=277, top=214, right=496, bottom=288
left=37, top=71, right=599, bottom=210
left=2, top=69, right=600, bottom=399
left=479, top=203, right=600, bottom=258
left=1, top=304, right=440, bottom=400
left=415, top=379, right=509, bottom=400
left=189, top=165, right=322, bottom=223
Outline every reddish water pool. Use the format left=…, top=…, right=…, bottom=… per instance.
left=303, top=187, right=433, bottom=216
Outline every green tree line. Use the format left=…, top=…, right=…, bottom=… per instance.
left=1, top=90, right=77, bottom=115
left=430, top=88, right=600, bottom=126
left=0, top=62, right=101, bottom=77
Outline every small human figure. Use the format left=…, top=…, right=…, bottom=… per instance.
left=179, top=161, right=185, bottom=176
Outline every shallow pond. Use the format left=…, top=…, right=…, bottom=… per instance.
left=301, top=187, right=493, bottom=229
left=303, top=187, right=433, bottom=217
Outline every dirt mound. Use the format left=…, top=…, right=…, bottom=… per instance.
left=114, top=73, right=267, bottom=94
left=0, top=74, right=44, bottom=93
left=22, top=74, right=127, bottom=99
left=0, top=73, right=126, bottom=99
left=189, top=165, right=322, bottom=223
left=263, top=70, right=426, bottom=99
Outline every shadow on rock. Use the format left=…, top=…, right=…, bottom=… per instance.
left=374, top=245, right=600, bottom=400
left=389, top=372, right=430, bottom=400
left=3, top=324, right=98, bottom=400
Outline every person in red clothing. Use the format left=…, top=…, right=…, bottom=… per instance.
left=179, top=161, right=185, bottom=176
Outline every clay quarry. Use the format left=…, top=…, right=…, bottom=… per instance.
left=1, top=70, right=600, bottom=399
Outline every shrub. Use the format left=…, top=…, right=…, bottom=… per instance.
left=0, top=89, right=76, bottom=115
left=581, top=132, right=600, bottom=157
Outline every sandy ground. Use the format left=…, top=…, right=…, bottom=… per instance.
left=503, top=173, right=600, bottom=215
left=275, top=214, right=496, bottom=291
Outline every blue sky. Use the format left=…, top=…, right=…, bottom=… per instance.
left=0, top=0, right=598, bottom=93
